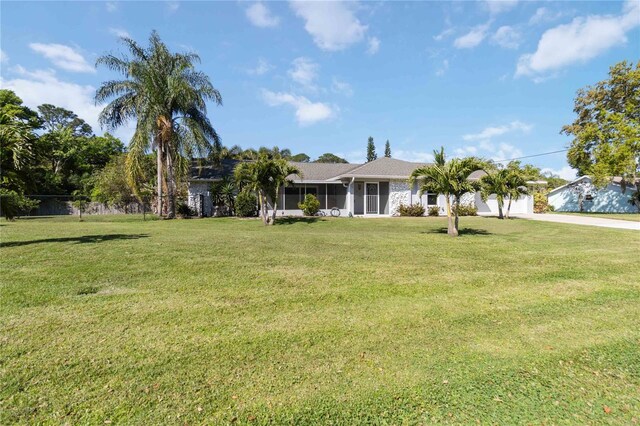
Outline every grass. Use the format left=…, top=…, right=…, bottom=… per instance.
left=1, top=215, right=639, bottom=424
left=551, top=211, right=640, bottom=222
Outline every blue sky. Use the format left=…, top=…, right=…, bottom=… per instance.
left=1, top=1, right=639, bottom=179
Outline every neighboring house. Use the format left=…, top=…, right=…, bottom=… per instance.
left=188, top=157, right=536, bottom=217
left=548, top=176, right=638, bottom=213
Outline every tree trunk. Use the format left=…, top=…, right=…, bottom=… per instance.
left=156, top=145, right=163, bottom=217
left=506, top=197, right=512, bottom=219
left=445, top=195, right=459, bottom=237
left=452, top=196, right=460, bottom=237
left=270, top=186, right=281, bottom=225
left=258, top=190, right=269, bottom=225
left=165, top=149, right=176, bottom=219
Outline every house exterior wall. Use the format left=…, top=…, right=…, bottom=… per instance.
left=549, top=181, right=636, bottom=213
left=475, top=193, right=533, bottom=215
left=389, top=179, right=411, bottom=215
left=187, top=181, right=214, bottom=216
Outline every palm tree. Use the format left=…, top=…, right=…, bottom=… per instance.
left=234, top=156, right=301, bottom=225
left=480, top=169, right=510, bottom=219
left=504, top=171, right=528, bottom=219
left=410, top=147, right=484, bottom=237
left=95, top=31, right=222, bottom=218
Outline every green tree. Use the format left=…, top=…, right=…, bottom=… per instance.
left=314, top=153, right=348, bottom=163
left=410, top=147, right=484, bottom=237
left=366, top=136, right=377, bottom=162
left=384, top=140, right=391, bottom=158
left=234, top=156, right=301, bottom=225
left=562, top=60, right=639, bottom=192
left=290, top=153, right=311, bottom=162
left=480, top=169, right=509, bottom=219
left=0, top=90, right=41, bottom=218
left=95, top=31, right=222, bottom=218
left=504, top=169, right=528, bottom=219
left=92, top=153, right=154, bottom=212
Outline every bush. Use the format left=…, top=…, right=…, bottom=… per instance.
left=176, top=202, right=195, bottom=218
left=0, top=189, right=39, bottom=220
left=453, top=203, right=477, bottom=216
left=298, top=193, right=320, bottom=216
left=398, top=203, right=425, bottom=217
left=235, top=191, right=258, bottom=217
left=428, top=206, right=440, bottom=216
left=533, top=191, right=551, bottom=213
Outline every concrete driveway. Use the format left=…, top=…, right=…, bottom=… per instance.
left=515, top=214, right=640, bottom=231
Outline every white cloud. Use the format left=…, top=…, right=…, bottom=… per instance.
left=1, top=49, right=8, bottom=63
left=106, top=2, right=117, bottom=12
left=541, top=166, right=577, bottom=181
left=245, top=2, right=280, bottom=28
left=516, top=0, right=640, bottom=78
left=491, top=26, right=521, bottom=49
left=246, top=58, right=273, bottom=76
left=331, top=77, right=353, bottom=97
left=529, top=7, right=566, bottom=25
left=29, top=43, right=95, bottom=73
left=108, top=27, right=130, bottom=38
left=1, top=66, right=133, bottom=142
left=288, top=57, right=319, bottom=90
left=367, top=37, right=380, bottom=55
left=435, top=59, right=449, bottom=77
left=484, top=0, right=518, bottom=15
left=166, top=1, right=179, bottom=13
left=463, top=121, right=532, bottom=141
left=454, top=23, right=490, bottom=49
left=261, top=89, right=335, bottom=125
left=434, top=27, right=455, bottom=41
left=289, top=1, right=367, bottom=51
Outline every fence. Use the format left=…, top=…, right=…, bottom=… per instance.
left=21, top=195, right=149, bottom=217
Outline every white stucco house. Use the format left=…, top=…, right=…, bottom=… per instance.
left=548, top=176, right=639, bottom=213
left=188, top=157, right=536, bottom=217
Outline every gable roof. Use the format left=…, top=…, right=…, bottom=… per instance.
left=287, top=161, right=359, bottom=182
left=189, top=156, right=433, bottom=183
left=548, top=175, right=639, bottom=195
left=190, top=158, right=240, bottom=181
left=332, top=157, right=431, bottom=180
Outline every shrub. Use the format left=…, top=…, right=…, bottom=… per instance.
left=453, top=203, right=477, bottom=216
left=398, top=203, right=425, bottom=217
left=0, top=189, right=39, bottom=220
left=428, top=206, right=440, bottom=216
left=298, top=193, right=321, bottom=216
left=235, top=191, right=258, bottom=217
left=533, top=191, right=551, bottom=213
left=176, top=202, right=195, bottom=218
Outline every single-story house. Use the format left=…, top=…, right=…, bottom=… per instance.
left=548, top=175, right=639, bottom=213
left=188, top=157, right=536, bottom=217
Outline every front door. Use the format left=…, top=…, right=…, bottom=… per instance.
left=365, top=182, right=379, bottom=215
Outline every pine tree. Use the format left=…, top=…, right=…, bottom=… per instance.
left=384, top=140, right=391, bottom=157
left=366, top=136, right=377, bottom=162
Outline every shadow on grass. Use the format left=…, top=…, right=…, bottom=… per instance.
left=422, top=227, right=492, bottom=236
left=0, top=234, right=149, bottom=248
left=275, top=217, right=320, bottom=225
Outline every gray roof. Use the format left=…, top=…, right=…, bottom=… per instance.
left=288, top=162, right=359, bottom=182
left=333, top=157, right=431, bottom=179
left=189, top=156, right=434, bottom=183
left=468, top=170, right=487, bottom=181
left=190, top=158, right=240, bottom=181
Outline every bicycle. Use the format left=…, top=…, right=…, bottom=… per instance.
left=315, top=207, right=341, bottom=217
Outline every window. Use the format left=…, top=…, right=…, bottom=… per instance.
left=427, top=193, right=438, bottom=206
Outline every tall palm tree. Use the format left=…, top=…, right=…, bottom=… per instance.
left=234, top=156, right=301, bottom=225
left=95, top=31, right=222, bottom=218
left=504, top=171, right=528, bottom=219
left=480, top=169, right=510, bottom=219
left=410, top=147, right=484, bottom=237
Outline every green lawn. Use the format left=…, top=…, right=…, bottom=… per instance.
left=551, top=211, right=640, bottom=222
left=1, top=215, right=639, bottom=424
